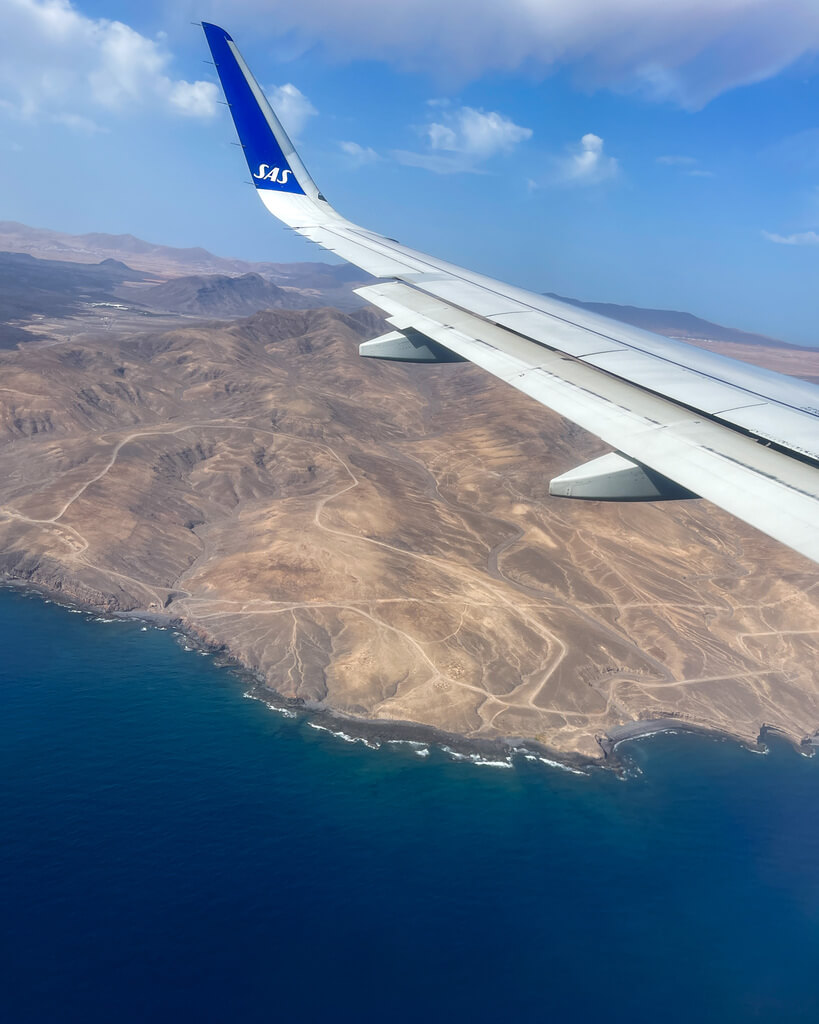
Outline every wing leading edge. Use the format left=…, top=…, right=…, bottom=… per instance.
left=201, top=23, right=819, bottom=564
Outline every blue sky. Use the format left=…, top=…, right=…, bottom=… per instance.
left=1, top=0, right=817, bottom=344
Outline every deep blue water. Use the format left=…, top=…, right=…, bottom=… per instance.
left=1, top=588, right=819, bottom=1023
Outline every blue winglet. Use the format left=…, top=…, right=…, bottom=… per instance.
left=202, top=22, right=306, bottom=196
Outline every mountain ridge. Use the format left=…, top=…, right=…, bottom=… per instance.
left=0, top=221, right=812, bottom=350
left=121, top=272, right=322, bottom=316
left=547, top=292, right=794, bottom=350
left=0, top=220, right=367, bottom=289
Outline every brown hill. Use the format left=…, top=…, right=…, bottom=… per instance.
left=127, top=272, right=327, bottom=317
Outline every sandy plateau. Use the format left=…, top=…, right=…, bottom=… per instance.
left=1, top=301, right=818, bottom=762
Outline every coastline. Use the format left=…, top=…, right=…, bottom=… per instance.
left=2, top=303, right=818, bottom=780
left=3, top=573, right=807, bottom=775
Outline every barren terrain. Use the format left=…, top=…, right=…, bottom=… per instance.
left=1, top=284, right=818, bottom=762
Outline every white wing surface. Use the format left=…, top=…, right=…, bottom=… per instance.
left=202, top=23, right=819, bottom=564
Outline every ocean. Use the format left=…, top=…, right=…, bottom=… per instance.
left=1, top=586, right=818, bottom=1023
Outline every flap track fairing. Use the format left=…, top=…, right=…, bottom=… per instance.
left=549, top=452, right=698, bottom=501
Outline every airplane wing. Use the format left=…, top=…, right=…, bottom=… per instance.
left=202, top=22, right=819, bottom=564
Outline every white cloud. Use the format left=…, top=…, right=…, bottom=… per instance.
left=392, top=149, right=482, bottom=174
left=762, top=230, right=819, bottom=245
left=426, top=107, right=532, bottom=158
left=395, top=105, right=531, bottom=173
left=657, top=155, right=697, bottom=166
left=552, top=133, right=619, bottom=185
left=339, top=140, right=380, bottom=165
left=657, top=154, right=713, bottom=177
left=52, top=111, right=104, bottom=133
left=213, top=0, right=819, bottom=108
left=169, top=80, right=220, bottom=119
left=0, top=0, right=218, bottom=126
left=266, top=83, right=317, bottom=139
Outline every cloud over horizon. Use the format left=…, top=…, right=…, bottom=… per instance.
left=339, top=140, right=380, bottom=166
left=214, top=0, right=819, bottom=108
left=551, top=133, right=619, bottom=185
left=394, top=105, right=532, bottom=173
left=763, top=229, right=819, bottom=245
left=657, top=155, right=714, bottom=178
left=0, top=0, right=219, bottom=127
left=265, top=83, right=317, bottom=139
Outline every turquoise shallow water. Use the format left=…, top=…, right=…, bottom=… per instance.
left=1, top=587, right=819, bottom=1023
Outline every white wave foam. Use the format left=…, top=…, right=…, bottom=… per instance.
left=414, top=748, right=430, bottom=757
left=307, top=722, right=380, bottom=748
left=613, top=728, right=670, bottom=746
left=522, top=753, right=587, bottom=776
left=242, top=692, right=298, bottom=718
left=140, top=626, right=148, bottom=632
left=442, top=746, right=512, bottom=769
left=335, top=730, right=381, bottom=749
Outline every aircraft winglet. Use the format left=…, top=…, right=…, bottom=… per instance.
left=201, top=22, right=321, bottom=200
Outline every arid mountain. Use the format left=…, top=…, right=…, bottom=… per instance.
left=0, top=250, right=374, bottom=352
left=3, top=221, right=812, bottom=349
left=0, top=220, right=231, bottom=274
left=0, top=251, right=152, bottom=348
left=548, top=292, right=798, bottom=349
left=124, top=272, right=329, bottom=317
left=0, top=220, right=370, bottom=291
left=1, top=294, right=817, bottom=762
